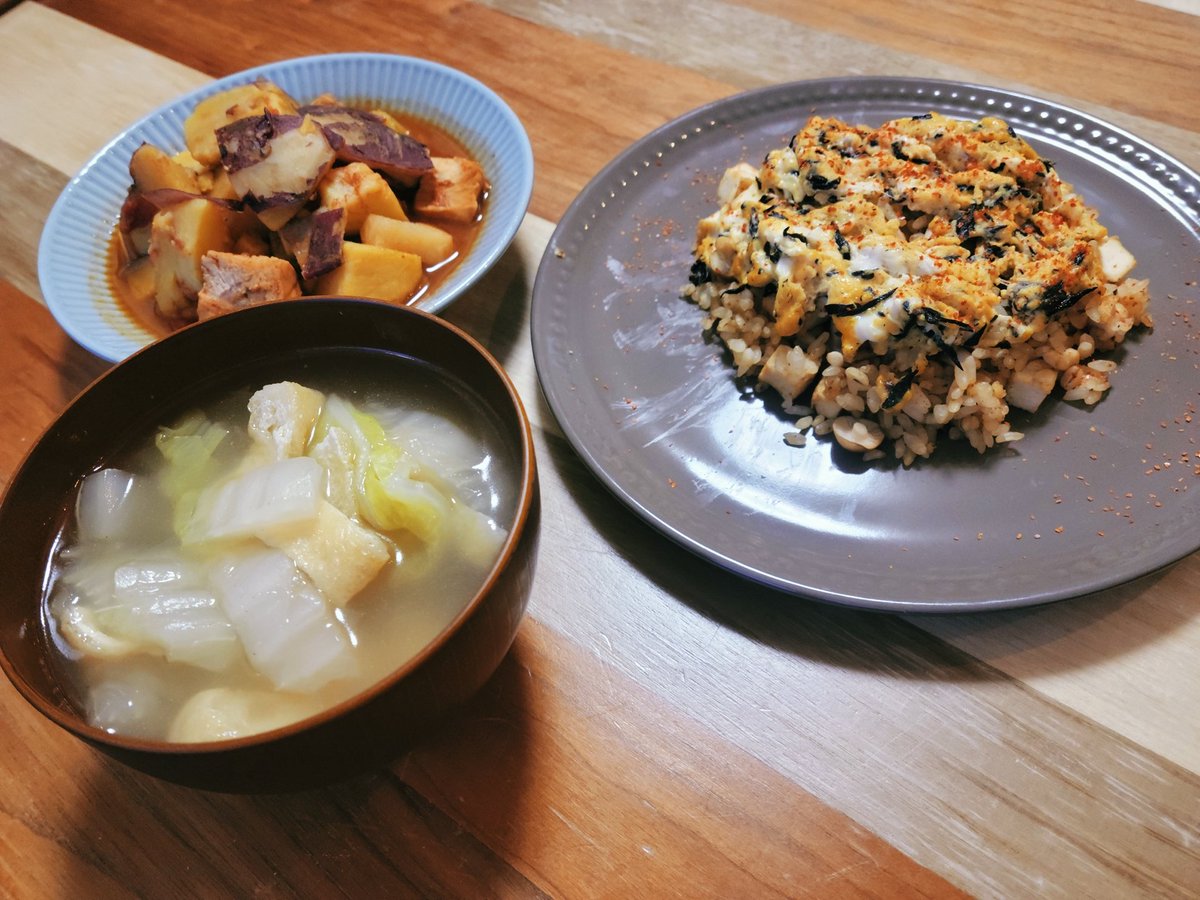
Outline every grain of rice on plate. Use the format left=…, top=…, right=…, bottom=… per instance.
left=683, top=112, right=1151, bottom=465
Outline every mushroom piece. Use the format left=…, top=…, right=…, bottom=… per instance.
left=832, top=416, right=884, bottom=453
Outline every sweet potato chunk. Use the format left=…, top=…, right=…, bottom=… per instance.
left=120, top=188, right=225, bottom=261
left=149, top=198, right=236, bottom=319
left=316, top=162, right=408, bottom=233
left=369, top=109, right=410, bottom=135
left=218, top=114, right=336, bottom=231
left=414, top=157, right=488, bottom=223
left=360, top=214, right=453, bottom=265
left=130, top=143, right=202, bottom=193
left=205, top=166, right=241, bottom=202
left=184, top=80, right=299, bottom=166
left=121, top=256, right=157, bottom=308
left=312, top=241, right=422, bottom=303
left=279, top=208, right=346, bottom=280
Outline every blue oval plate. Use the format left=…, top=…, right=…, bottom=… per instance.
left=38, top=53, right=534, bottom=362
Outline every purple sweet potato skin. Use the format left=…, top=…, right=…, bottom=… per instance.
left=299, top=105, right=433, bottom=184
left=216, top=113, right=333, bottom=217
left=280, top=206, right=346, bottom=279
left=216, top=113, right=303, bottom=173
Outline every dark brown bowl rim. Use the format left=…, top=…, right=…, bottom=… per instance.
left=0, top=296, right=537, bottom=755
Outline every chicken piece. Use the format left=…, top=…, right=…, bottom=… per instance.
left=1007, top=359, right=1058, bottom=412
left=718, top=162, right=758, bottom=204
left=1098, top=236, right=1136, bottom=282
left=759, top=344, right=820, bottom=405
left=413, top=156, right=488, bottom=222
left=196, top=251, right=301, bottom=321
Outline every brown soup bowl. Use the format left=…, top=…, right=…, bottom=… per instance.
left=0, top=298, right=538, bottom=791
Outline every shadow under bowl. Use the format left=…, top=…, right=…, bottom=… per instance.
left=0, top=297, right=539, bottom=792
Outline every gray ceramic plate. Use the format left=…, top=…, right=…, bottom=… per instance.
left=531, top=77, right=1200, bottom=612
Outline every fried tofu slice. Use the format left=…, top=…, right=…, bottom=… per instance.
left=317, top=162, right=408, bottom=233
left=413, top=156, right=488, bottom=223
left=197, top=250, right=301, bottom=321
left=259, top=500, right=391, bottom=606
left=248, top=382, right=326, bottom=460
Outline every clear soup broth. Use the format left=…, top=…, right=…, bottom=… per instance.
left=41, top=353, right=517, bottom=743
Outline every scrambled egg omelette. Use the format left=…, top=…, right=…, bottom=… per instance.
left=686, top=113, right=1150, bottom=463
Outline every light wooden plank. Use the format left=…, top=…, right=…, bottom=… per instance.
left=0, top=4, right=208, bottom=176
left=910, top=559, right=1200, bottom=773
left=519, top=430, right=1200, bottom=895
left=403, top=620, right=964, bottom=898
left=731, top=0, right=1200, bottom=134
left=0, top=141, right=63, bottom=302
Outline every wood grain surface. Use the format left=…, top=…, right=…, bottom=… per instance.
left=2, top=1, right=1199, bottom=897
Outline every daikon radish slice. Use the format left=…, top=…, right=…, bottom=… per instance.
left=75, top=469, right=161, bottom=544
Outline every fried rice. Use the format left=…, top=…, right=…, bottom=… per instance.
left=683, top=112, right=1152, bottom=465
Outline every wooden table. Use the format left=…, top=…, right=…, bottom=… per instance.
left=2, top=1, right=1199, bottom=896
